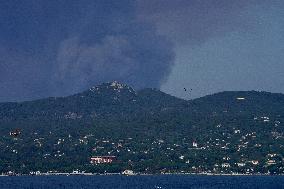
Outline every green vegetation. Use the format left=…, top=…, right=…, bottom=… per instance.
left=0, top=82, right=284, bottom=175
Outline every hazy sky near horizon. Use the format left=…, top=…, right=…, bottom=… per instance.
left=0, top=0, right=283, bottom=102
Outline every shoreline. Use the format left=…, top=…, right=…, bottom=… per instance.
left=1, top=172, right=282, bottom=177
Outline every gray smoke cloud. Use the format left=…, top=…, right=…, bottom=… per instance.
left=52, top=25, right=174, bottom=96
left=0, top=1, right=175, bottom=102
left=137, top=0, right=255, bottom=45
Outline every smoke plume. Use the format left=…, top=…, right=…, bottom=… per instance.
left=0, top=0, right=175, bottom=101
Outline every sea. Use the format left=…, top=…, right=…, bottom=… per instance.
left=0, top=175, right=283, bottom=189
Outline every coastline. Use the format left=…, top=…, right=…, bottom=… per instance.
left=1, top=172, right=281, bottom=177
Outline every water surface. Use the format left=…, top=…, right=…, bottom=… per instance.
left=0, top=175, right=283, bottom=189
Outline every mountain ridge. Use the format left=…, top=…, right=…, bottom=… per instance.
left=2, top=81, right=283, bottom=105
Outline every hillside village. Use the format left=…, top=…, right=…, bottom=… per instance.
left=0, top=82, right=283, bottom=175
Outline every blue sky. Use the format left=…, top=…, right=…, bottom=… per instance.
left=0, top=0, right=283, bottom=101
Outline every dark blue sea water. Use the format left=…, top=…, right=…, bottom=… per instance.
left=0, top=175, right=283, bottom=189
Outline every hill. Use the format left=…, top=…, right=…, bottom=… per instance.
left=0, top=82, right=283, bottom=175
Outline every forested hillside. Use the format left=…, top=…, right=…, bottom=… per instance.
left=0, top=82, right=283, bottom=174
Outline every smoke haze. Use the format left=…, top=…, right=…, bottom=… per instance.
left=0, top=0, right=174, bottom=101
left=1, top=0, right=284, bottom=101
